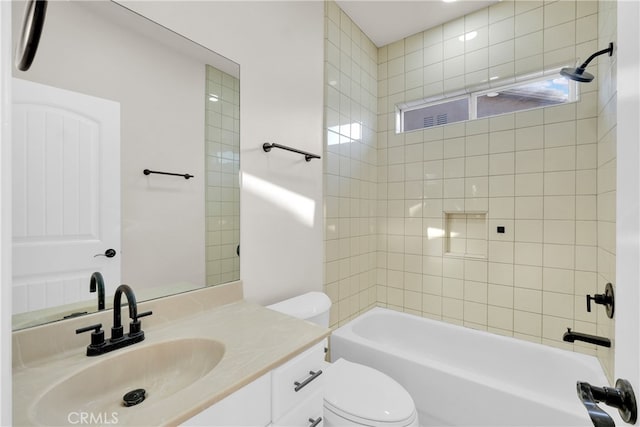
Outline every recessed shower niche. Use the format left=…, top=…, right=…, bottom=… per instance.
left=444, top=212, right=488, bottom=259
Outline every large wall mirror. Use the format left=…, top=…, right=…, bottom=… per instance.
left=11, top=0, right=240, bottom=330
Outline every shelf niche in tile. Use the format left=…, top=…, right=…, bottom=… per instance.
left=445, top=212, right=488, bottom=258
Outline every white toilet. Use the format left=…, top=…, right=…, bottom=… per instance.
left=267, top=292, right=419, bottom=427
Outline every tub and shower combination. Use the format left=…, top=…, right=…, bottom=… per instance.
left=330, top=308, right=618, bottom=426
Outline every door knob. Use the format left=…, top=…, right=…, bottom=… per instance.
left=94, top=249, right=116, bottom=258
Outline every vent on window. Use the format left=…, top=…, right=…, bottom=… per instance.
left=423, top=116, right=434, bottom=127
left=403, top=97, right=468, bottom=132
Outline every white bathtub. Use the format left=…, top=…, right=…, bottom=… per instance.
left=330, top=307, right=619, bottom=427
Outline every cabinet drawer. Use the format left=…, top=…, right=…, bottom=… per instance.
left=271, top=342, right=324, bottom=419
left=272, top=389, right=323, bottom=427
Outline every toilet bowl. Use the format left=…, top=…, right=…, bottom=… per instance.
left=267, top=292, right=419, bottom=427
left=323, top=358, right=418, bottom=427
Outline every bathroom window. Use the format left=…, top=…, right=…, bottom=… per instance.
left=397, top=73, right=578, bottom=133
left=474, top=76, right=576, bottom=118
left=401, top=96, right=469, bottom=132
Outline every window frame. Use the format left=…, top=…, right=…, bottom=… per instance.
left=396, top=69, right=579, bottom=134
left=471, top=73, right=578, bottom=120
left=397, top=93, right=471, bottom=133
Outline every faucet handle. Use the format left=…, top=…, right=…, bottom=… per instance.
left=129, top=311, right=153, bottom=337
left=136, top=310, right=153, bottom=320
left=75, top=323, right=105, bottom=349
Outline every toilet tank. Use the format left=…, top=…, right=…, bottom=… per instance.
left=266, top=292, right=331, bottom=327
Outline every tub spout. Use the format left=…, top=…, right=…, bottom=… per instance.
left=577, top=379, right=637, bottom=427
left=563, top=328, right=611, bottom=347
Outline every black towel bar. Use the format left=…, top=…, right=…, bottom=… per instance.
left=143, top=169, right=193, bottom=179
left=263, top=142, right=321, bottom=162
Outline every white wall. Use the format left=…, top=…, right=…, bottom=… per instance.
left=0, top=1, right=11, bottom=422
left=119, top=1, right=326, bottom=304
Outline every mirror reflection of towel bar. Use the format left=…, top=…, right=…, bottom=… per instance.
left=143, top=169, right=194, bottom=179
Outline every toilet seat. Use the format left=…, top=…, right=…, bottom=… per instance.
left=323, top=359, right=418, bottom=427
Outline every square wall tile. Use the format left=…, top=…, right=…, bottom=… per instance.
left=489, top=17, right=515, bottom=45
left=544, top=1, right=576, bottom=28
left=514, top=310, right=542, bottom=336
left=514, top=265, right=543, bottom=290
left=515, top=7, right=543, bottom=37
left=514, top=288, right=542, bottom=313
left=515, top=31, right=543, bottom=60
left=489, top=152, right=515, bottom=175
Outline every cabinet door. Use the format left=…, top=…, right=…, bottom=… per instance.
left=272, top=343, right=325, bottom=419
left=181, top=373, right=271, bottom=427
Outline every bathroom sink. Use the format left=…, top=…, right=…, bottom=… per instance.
left=31, top=338, right=225, bottom=425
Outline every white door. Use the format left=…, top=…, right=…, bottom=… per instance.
left=11, top=78, right=120, bottom=314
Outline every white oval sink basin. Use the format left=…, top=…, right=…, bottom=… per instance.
left=32, top=338, right=225, bottom=425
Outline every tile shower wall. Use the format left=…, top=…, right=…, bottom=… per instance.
left=375, top=1, right=605, bottom=356
left=596, top=0, right=616, bottom=381
left=205, top=65, right=240, bottom=286
left=323, top=1, right=379, bottom=327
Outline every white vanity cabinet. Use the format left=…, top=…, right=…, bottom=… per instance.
left=271, top=342, right=325, bottom=427
left=182, top=342, right=325, bottom=427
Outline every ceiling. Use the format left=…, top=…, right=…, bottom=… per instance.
left=335, top=0, right=499, bottom=47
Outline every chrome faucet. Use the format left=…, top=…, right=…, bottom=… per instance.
left=76, top=284, right=152, bottom=356
left=90, top=272, right=105, bottom=311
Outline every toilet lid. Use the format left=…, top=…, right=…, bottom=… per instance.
left=324, top=358, right=417, bottom=426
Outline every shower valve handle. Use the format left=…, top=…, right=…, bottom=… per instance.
left=586, top=283, right=615, bottom=319
left=586, top=294, right=609, bottom=312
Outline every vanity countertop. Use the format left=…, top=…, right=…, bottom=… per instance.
left=12, top=282, right=330, bottom=426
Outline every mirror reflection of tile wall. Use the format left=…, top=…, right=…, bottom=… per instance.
left=205, top=65, right=240, bottom=286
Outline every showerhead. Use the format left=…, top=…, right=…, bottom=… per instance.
left=560, top=42, right=614, bottom=83
left=560, top=67, right=595, bottom=83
